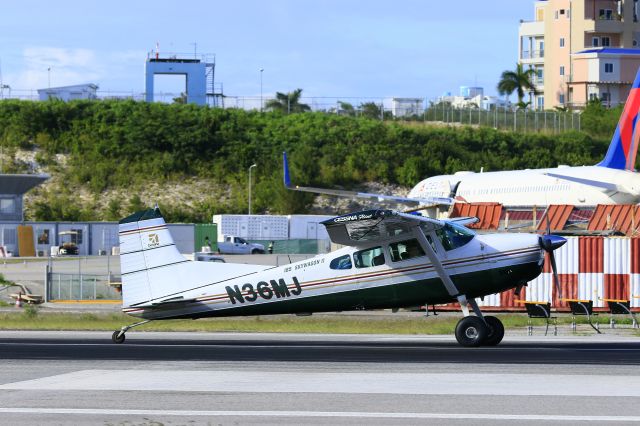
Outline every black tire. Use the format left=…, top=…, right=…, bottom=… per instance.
left=112, top=331, right=125, bottom=344
left=455, top=316, right=488, bottom=347
left=251, top=249, right=264, bottom=254
left=483, top=316, right=505, bottom=346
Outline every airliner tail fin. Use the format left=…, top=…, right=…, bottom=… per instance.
left=598, top=68, right=640, bottom=171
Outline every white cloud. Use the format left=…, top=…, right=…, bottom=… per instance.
left=6, top=47, right=101, bottom=90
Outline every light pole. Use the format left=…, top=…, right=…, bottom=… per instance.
left=248, top=163, right=257, bottom=215
left=259, top=68, right=264, bottom=112
left=47, top=67, right=51, bottom=88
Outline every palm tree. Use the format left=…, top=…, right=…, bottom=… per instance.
left=497, top=64, right=539, bottom=108
left=264, top=88, right=311, bottom=114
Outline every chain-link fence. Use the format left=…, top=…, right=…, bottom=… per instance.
left=46, top=270, right=122, bottom=301
left=422, top=105, right=581, bottom=133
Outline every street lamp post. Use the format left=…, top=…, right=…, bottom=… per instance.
left=259, top=68, right=264, bottom=112
left=248, top=163, right=257, bottom=215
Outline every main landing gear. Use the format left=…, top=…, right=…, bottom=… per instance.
left=454, top=298, right=505, bottom=347
left=112, top=320, right=150, bottom=344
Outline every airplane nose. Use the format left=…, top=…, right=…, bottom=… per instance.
left=539, top=234, right=567, bottom=252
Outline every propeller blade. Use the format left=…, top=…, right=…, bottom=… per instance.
left=539, top=234, right=567, bottom=304
left=549, top=250, right=563, bottom=301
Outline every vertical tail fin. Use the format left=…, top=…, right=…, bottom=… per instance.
left=598, top=68, right=640, bottom=171
left=118, top=208, right=188, bottom=306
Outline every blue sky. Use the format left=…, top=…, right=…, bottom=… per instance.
left=0, top=1, right=533, bottom=103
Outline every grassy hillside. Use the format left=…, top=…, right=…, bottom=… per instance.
left=0, top=99, right=614, bottom=222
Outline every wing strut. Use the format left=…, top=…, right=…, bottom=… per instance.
left=414, top=228, right=472, bottom=317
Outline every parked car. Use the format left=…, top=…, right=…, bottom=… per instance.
left=217, top=235, right=265, bottom=254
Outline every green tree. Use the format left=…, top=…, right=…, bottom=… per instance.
left=264, top=89, right=311, bottom=114
left=360, top=102, right=382, bottom=120
left=338, top=101, right=355, bottom=116
left=497, top=63, right=539, bottom=107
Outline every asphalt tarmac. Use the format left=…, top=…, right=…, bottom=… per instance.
left=1, top=331, right=640, bottom=425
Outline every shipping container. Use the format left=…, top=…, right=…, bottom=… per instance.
left=212, top=215, right=288, bottom=241
left=288, top=215, right=333, bottom=240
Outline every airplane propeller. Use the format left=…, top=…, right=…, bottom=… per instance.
left=539, top=214, right=567, bottom=302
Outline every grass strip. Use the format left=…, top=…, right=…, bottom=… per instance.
left=0, top=311, right=637, bottom=335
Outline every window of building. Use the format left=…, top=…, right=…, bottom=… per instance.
left=330, top=254, right=352, bottom=270
left=605, top=63, right=614, bottom=73
left=592, top=37, right=600, bottom=47
left=589, top=92, right=599, bottom=101
left=555, top=10, right=559, bottom=19
left=559, top=93, right=566, bottom=104
left=560, top=9, right=565, bottom=15
left=0, top=199, right=15, bottom=214
left=602, top=36, right=611, bottom=47
left=353, top=246, right=384, bottom=268
left=537, top=96, right=544, bottom=109
left=3, top=228, right=16, bottom=245
left=388, top=239, right=425, bottom=262
left=37, top=229, right=50, bottom=245
left=560, top=37, right=565, bottom=47
left=567, top=9, right=571, bottom=18
left=560, top=66, right=565, bottom=76
left=70, top=229, right=83, bottom=245
left=599, top=9, right=613, bottom=20
left=601, top=92, right=611, bottom=102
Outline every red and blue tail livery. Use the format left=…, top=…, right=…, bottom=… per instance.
left=598, top=68, right=640, bottom=171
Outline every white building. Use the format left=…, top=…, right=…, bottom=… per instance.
left=38, top=84, right=98, bottom=101
left=391, top=98, right=424, bottom=117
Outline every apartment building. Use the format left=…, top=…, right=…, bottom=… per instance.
left=519, top=0, right=640, bottom=109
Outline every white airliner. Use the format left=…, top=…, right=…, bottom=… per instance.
left=112, top=207, right=566, bottom=347
left=284, top=69, right=640, bottom=208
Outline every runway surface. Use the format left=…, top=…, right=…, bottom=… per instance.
left=1, top=331, right=640, bottom=425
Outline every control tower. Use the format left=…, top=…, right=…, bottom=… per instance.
left=145, top=49, right=224, bottom=106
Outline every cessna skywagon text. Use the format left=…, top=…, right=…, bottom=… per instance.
left=113, top=207, right=565, bottom=347
left=284, top=68, right=640, bottom=208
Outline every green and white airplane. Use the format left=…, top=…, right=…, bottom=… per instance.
left=114, top=207, right=565, bottom=347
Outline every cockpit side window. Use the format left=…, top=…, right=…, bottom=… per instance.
left=330, top=254, right=353, bottom=270
left=389, top=239, right=425, bottom=262
left=353, top=246, right=384, bottom=268
left=434, top=223, right=475, bottom=251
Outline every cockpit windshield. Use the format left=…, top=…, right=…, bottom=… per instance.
left=422, top=222, right=475, bottom=251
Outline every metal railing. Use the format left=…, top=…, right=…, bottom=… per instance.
left=521, top=50, right=545, bottom=60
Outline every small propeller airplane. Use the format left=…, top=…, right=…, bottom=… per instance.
left=113, top=207, right=566, bottom=347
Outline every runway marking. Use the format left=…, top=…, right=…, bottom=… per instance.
left=0, top=341, right=638, bottom=352
left=2, top=370, right=640, bottom=397
left=0, top=408, right=639, bottom=421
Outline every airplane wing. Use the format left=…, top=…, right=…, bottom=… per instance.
left=320, top=209, right=445, bottom=246
left=283, top=152, right=453, bottom=207
left=544, top=172, right=623, bottom=192
left=447, top=217, right=480, bottom=226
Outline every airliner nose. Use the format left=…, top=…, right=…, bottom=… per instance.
left=539, top=234, right=566, bottom=252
